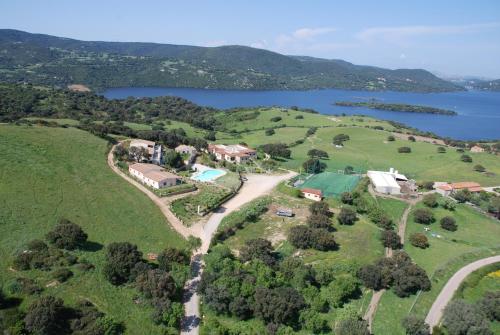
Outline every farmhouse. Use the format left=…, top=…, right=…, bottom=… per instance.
left=129, top=163, right=180, bottom=189
left=130, top=139, right=163, bottom=165
left=436, top=181, right=482, bottom=196
left=175, top=144, right=197, bottom=155
left=470, top=145, right=485, bottom=153
left=301, top=188, right=323, bottom=201
left=367, top=168, right=408, bottom=195
left=208, top=144, right=257, bottom=164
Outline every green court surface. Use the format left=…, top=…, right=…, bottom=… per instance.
left=298, top=172, right=361, bottom=197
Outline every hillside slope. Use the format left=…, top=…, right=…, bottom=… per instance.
left=472, top=79, right=500, bottom=91
left=0, top=29, right=462, bottom=92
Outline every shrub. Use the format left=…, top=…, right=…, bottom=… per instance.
left=135, top=269, right=177, bottom=301
left=423, top=194, right=438, bottom=208
left=24, top=296, right=65, bottom=334
left=270, top=116, right=282, bottom=122
left=479, top=291, right=500, bottom=321
left=437, top=146, right=446, bottom=153
left=307, top=214, right=331, bottom=229
left=254, top=287, right=306, bottom=326
left=402, top=316, right=430, bottom=335
left=441, top=198, right=456, bottom=211
left=295, top=115, right=304, bottom=119
left=157, top=248, right=189, bottom=271
left=306, top=127, right=318, bottom=137
left=387, top=135, right=395, bottom=141
left=473, top=164, right=485, bottom=172
left=413, top=208, right=434, bottom=224
left=307, top=149, right=329, bottom=159
left=309, top=201, right=330, bottom=216
left=340, top=192, right=354, bottom=205
left=460, top=154, right=472, bottom=162
left=46, top=218, right=88, bottom=250
left=419, top=181, right=435, bottom=190
left=338, top=208, right=357, bottom=225
left=288, top=226, right=336, bottom=251
left=240, top=238, right=277, bottom=267
left=265, top=128, right=275, bottom=136
left=333, top=134, right=350, bottom=145
left=409, top=233, right=429, bottom=249
left=392, top=263, right=431, bottom=297
left=322, top=275, right=360, bottom=308
left=302, top=158, right=326, bottom=174
left=408, top=136, right=416, bottom=142
left=456, top=148, right=464, bottom=153
left=334, top=317, right=370, bottom=335
left=381, top=230, right=401, bottom=249
left=440, top=216, right=457, bottom=231
left=103, top=242, right=143, bottom=285
left=398, top=147, right=412, bottom=153
left=52, top=268, right=73, bottom=282
left=260, top=143, right=291, bottom=158
left=205, top=131, right=216, bottom=141
left=442, top=300, right=491, bottom=335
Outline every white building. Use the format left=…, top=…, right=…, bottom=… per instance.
left=208, top=144, right=257, bottom=164
left=129, top=163, right=180, bottom=189
left=130, top=139, right=163, bottom=165
left=367, top=168, right=408, bottom=195
left=301, top=188, right=323, bottom=201
left=175, top=144, right=197, bottom=155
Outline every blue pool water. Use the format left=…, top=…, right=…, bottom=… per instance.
left=191, top=169, right=226, bottom=182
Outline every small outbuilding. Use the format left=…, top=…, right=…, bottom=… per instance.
left=301, top=188, right=323, bottom=201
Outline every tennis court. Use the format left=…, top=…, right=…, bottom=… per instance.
left=299, top=172, right=361, bottom=198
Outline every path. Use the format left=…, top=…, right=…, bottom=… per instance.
left=181, top=171, right=297, bottom=335
left=425, top=255, right=500, bottom=331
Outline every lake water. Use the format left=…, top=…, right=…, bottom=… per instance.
left=103, top=87, right=500, bottom=140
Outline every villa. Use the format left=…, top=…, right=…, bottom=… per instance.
left=208, top=144, right=257, bottom=164
left=436, top=181, right=482, bottom=196
left=129, top=163, right=180, bottom=189
left=130, top=139, right=163, bottom=165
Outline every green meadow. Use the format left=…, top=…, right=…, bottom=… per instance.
left=0, top=124, right=187, bottom=334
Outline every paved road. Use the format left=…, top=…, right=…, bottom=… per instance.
left=425, top=255, right=500, bottom=330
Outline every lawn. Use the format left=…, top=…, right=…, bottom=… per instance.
left=376, top=197, right=408, bottom=224
left=373, top=200, right=500, bottom=334
left=0, top=124, right=187, bottom=335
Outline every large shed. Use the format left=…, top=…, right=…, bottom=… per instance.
left=367, top=168, right=407, bottom=195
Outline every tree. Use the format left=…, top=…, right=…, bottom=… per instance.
left=473, top=164, right=486, bottom=172
left=344, top=166, right=354, bottom=174
left=419, top=181, right=435, bottom=191
left=299, top=309, right=328, bottom=333
left=322, top=275, right=360, bottom=308
left=381, top=230, right=401, bottom=249
left=307, top=214, right=331, bottom=229
left=254, top=287, right=306, bottom=326
left=453, top=189, right=472, bottom=203
left=357, top=265, right=383, bottom=290
left=460, top=154, right=472, bottom=163
left=334, top=317, right=370, bottom=335
left=135, top=269, right=177, bottom=300
left=45, top=218, right=88, bottom=250
left=260, top=143, right=291, bottom=159
left=340, top=192, right=354, bottom=205
left=409, top=233, right=429, bottom=249
left=302, top=158, right=326, bottom=174
left=442, top=300, right=492, bottom=335
left=204, top=131, right=216, bottom=141
left=408, top=136, right=416, bottom=142
left=24, top=295, right=66, bottom=335
left=52, top=268, right=73, bottom=282
left=402, top=316, right=430, bottom=335
left=440, top=216, right=457, bottom=231
left=270, top=116, right=282, bottom=122
left=163, top=150, right=183, bottom=168
left=413, top=208, right=434, bottom=224
left=333, top=134, right=350, bottom=145
left=479, top=291, right=500, bottom=321
left=113, top=144, right=128, bottom=160
left=265, top=128, right=275, bottom=136
left=309, top=201, right=330, bottom=216
left=157, top=248, right=189, bottom=272
left=437, top=147, right=446, bottom=153
left=392, top=264, right=431, bottom=297
left=398, top=147, right=412, bottom=153
left=295, top=115, right=304, bottom=119
left=423, top=194, right=438, bottom=208
left=288, top=226, right=336, bottom=251
left=387, top=135, right=395, bottom=141
left=338, top=208, right=357, bottom=225
left=307, top=149, right=329, bottom=159
left=103, top=242, right=143, bottom=285
left=240, top=238, right=277, bottom=267
left=441, top=198, right=456, bottom=211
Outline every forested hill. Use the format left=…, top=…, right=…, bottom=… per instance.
left=472, top=79, right=500, bottom=91
left=0, top=29, right=462, bottom=92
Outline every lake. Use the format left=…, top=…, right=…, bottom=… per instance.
left=103, top=87, right=500, bottom=140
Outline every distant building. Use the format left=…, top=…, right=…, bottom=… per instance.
left=301, top=188, right=323, bottom=201
left=367, top=168, right=408, bottom=195
left=175, top=144, right=197, bottom=155
left=470, top=145, right=485, bottom=153
left=129, top=163, right=180, bottom=189
left=208, top=144, right=257, bottom=164
left=130, top=139, right=163, bottom=165
left=436, top=181, right=482, bottom=196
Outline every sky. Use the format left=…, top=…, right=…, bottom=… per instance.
left=1, top=0, right=500, bottom=78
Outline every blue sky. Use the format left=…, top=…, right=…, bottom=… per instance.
left=1, top=0, right=500, bottom=78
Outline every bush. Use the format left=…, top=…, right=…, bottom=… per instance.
left=333, top=134, right=350, bottom=145
left=473, top=164, right=485, bottom=172
left=441, top=198, right=456, bottom=211
left=307, top=149, right=329, bottom=159
left=288, top=226, right=336, bottom=251
left=295, top=115, right=304, bottom=119
left=270, top=116, right=282, bottom=122
left=157, top=248, right=189, bottom=272
left=240, top=238, right=277, bottom=267
left=410, top=233, right=429, bottom=249
left=309, top=201, right=330, bottom=216
left=103, top=242, right=143, bottom=285
left=307, top=214, right=331, bottom=229
left=453, top=189, right=472, bottom=203
left=402, top=316, right=430, bottom=335
left=338, top=208, right=357, bottom=225
left=340, top=192, right=354, bottom=205
left=423, top=194, right=438, bottom=208
left=260, top=143, right=291, bottom=159
left=265, top=128, right=275, bottom=136
left=387, top=135, right=395, bottom=141
left=381, top=230, right=401, bottom=249
left=302, top=158, right=326, bottom=174
left=306, top=127, right=318, bottom=137
left=479, top=291, right=500, bottom=321
left=46, top=218, right=88, bottom=250
left=52, top=268, right=73, bottom=282
left=24, top=296, right=65, bottom=334
left=398, top=147, right=412, bottom=153
left=334, top=317, right=370, bottom=335
left=392, top=263, right=431, bottom=297
left=408, top=136, right=416, bottom=142
left=437, top=146, right=446, bottom=153
left=413, top=208, right=434, bottom=224
left=440, top=216, right=457, bottom=231
left=442, top=300, right=491, bottom=335
left=460, top=154, right=472, bottom=162
left=322, top=275, right=360, bottom=308
left=419, top=181, right=435, bottom=191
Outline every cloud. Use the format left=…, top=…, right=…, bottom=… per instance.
left=292, top=27, right=337, bottom=39
left=356, top=22, right=500, bottom=42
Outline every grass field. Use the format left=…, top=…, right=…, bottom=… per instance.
left=0, top=124, right=187, bottom=334
left=373, top=201, right=500, bottom=334
left=298, top=172, right=361, bottom=198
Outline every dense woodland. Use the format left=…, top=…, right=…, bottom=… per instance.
left=335, top=101, right=458, bottom=115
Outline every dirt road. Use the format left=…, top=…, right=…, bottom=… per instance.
left=425, top=255, right=500, bottom=330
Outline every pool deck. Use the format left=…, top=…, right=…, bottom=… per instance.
left=191, top=163, right=226, bottom=182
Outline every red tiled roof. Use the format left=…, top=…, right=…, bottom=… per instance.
left=438, top=184, right=453, bottom=191
left=468, top=186, right=483, bottom=192
left=301, top=188, right=323, bottom=196
left=450, top=182, right=481, bottom=189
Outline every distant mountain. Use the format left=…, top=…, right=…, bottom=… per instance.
left=472, top=79, right=500, bottom=91
left=0, top=29, right=463, bottom=92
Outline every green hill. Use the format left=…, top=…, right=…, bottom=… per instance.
left=0, top=29, right=462, bottom=92
left=0, top=124, right=187, bottom=334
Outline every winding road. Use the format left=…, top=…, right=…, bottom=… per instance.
left=425, top=255, right=500, bottom=330
left=107, top=145, right=296, bottom=335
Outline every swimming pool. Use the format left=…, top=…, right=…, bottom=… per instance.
left=191, top=168, right=226, bottom=182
